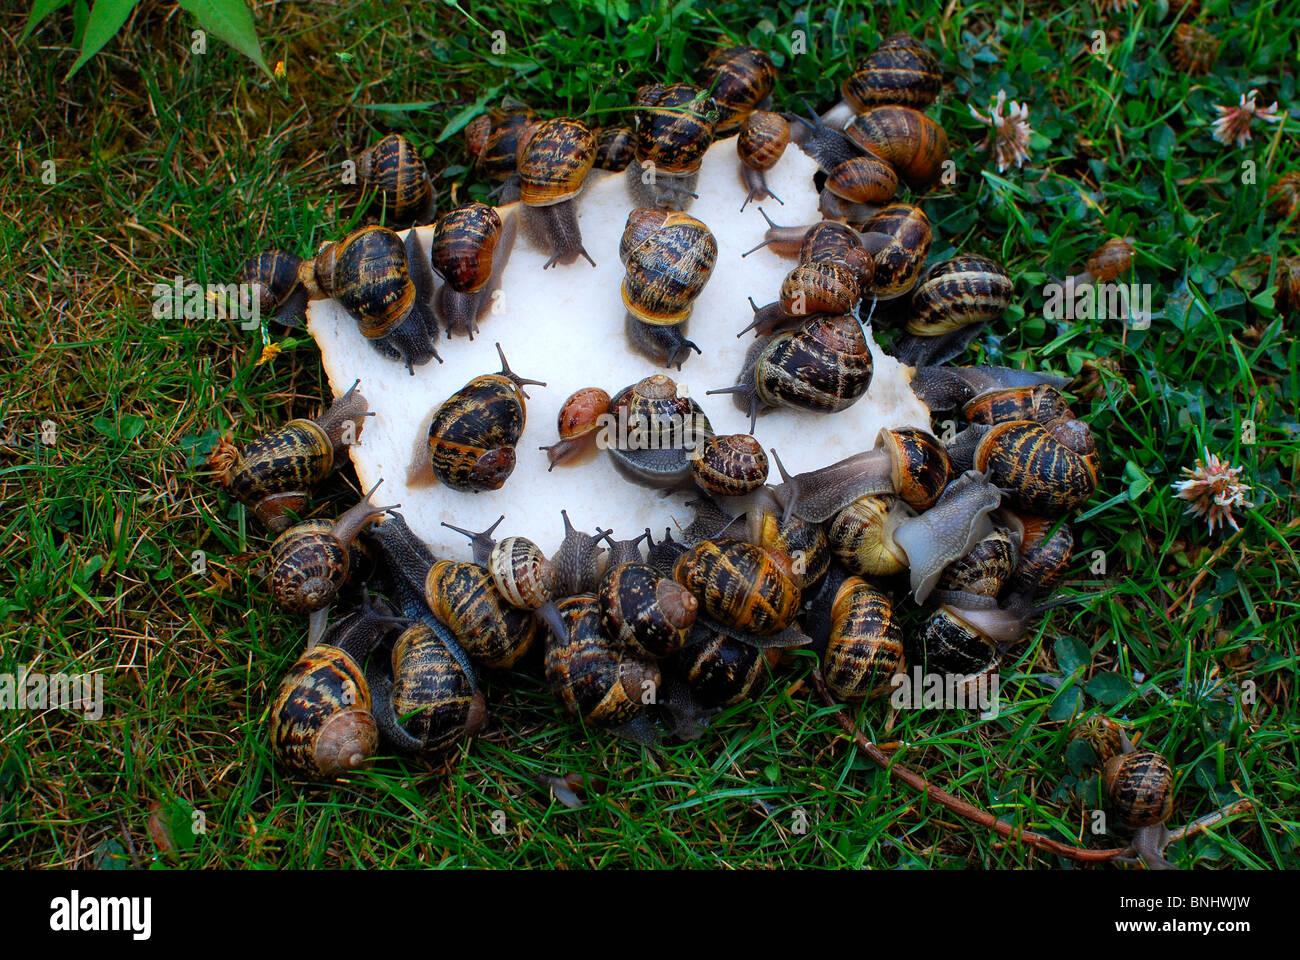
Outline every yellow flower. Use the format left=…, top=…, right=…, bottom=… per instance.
left=274, top=60, right=287, bottom=80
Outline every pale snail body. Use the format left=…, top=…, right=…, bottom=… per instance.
left=355, top=133, right=436, bottom=226
left=518, top=117, right=597, bottom=268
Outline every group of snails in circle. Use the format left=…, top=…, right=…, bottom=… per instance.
left=219, top=31, right=1181, bottom=866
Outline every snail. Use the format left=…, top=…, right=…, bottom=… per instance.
left=737, top=110, right=790, bottom=210
left=961, top=384, right=1074, bottom=426
left=268, top=479, right=398, bottom=642
left=673, top=624, right=778, bottom=707
left=239, top=249, right=310, bottom=327
left=826, top=494, right=916, bottom=577
left=321, top=224, right=442, bottom=373
left=355, top=133, right=436, bottom=226
left=592, top=125, right=636, bottom=172
left=424, top=556, right=540, bottom=669
left=646, top=526, right=689, bottom=576
left=620, top=209, right=718, bottom=369
left=539, top=387, right=611, bottom=470
left=431, top=202, right=516, bottom=339
left=214, top=381, right=370, bottom=531
left=820, top=576, right=905, bottom=701
left=746, top=495, right=830, bottom=590
left=909, top=364, right=1074, bottom=415
left=467, top=99, right=537, bottom=200
left=367, top=622, right=486, bottom=754
left=821, top=32, right=943, bottom=130
left=699, top=45, right=777, bottom=135
left=1070, top=237, right=1135, bottom=286
left=424, top=343, right=545, bottom=492
left=545, top=594, right=662, bottom=741
left=1003, top=514, right=1073, bottom=599
left=606, top=374, right=713, bottom=489
left=599, top=557, right=699, bottom=659
left=673, top=538, right=801, bottom=637
left=823, top=153, right=900, bottom=209
left=268, top=603, right=393, bottom=780
left=947, top=418, right=1099, bottom=517
left=629, top=83, right=717, bottom=211
left=550, top=509, right=613, bottom=597
left=931, top=526, right=1019, bottom=607
left=889, top=255, right=1014, bottom=367
left=1104, top=743, right=1177, bottom=870
left=690, top=434, right=769, bottom=498
left=1268, top=171, right=1300, bottom=227
left=842, top=106, right=950, bottom=192
left=708, top=313, right=873, bottom=432
left=857, top=203, right=932, bottom=300
left=518, top=117, right=597, bottom=268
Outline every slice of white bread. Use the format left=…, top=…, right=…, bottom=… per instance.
left=307, top=134, right=929, bottom=559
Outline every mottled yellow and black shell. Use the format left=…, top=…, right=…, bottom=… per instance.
left=390, top=623, right=483, bottom=752
left=269, top=645, right=376, bottom=780
left=797, top=221, right=862, bottom=266
left=613, top=374, right=713, bottom=451
left=755, top=314, right=873, bottom=415
left=737, top=110, right=789, bottom=170
left=823, top=577, right=905, bottom=701
left=751, top=508, right=830, bottom=590
left=918, top=607, right=999, bottom=676
left=779, top=260, right=861, bottom=317
left=225, top=419, right=334, bottom=529
left=427, top=373, right=528, bottom=491
left=907, top=255, right=1013, bottom=336
left=878, top=426, right=951, bottom=511
left=1103, top=750, right=1175, bottom=828
left=426, top=560, right=538, bottom=669
left=621, top=213, right=718, bottom=325
left=599, top=561, right=698, bottom=659
left=356, top=133, right=434, bottom=225
left=331, top=225, right=416, bottom=339
left=473, top=107, right=536, bottom=181
left=841, top=32, right=942, bottom=112
left=633, top=83, right=716, bottom=175
left=269, top=520, right=348, bottom=613
left=936, top=527, right=1017, bottom=599
left=674, top=629, right=777, bottom=706
left=691, top=434, right=768, bottom=497
left=827, top=494, right=913, bottom=577
left=593, top=125, right=635, bottom=171
left=673, top=538, right=801, bottom=636
left=973, top=419, right=1099, bottom=516
left=519, top=117, right=596, bottom=207
left=858, top=203, right=932, bottom=299
left=432, top=202, right=502, bottom=294
left=962, top=385, right=1074, bottom=426
left=843, top=106, right=950, bottom=192
left=699, top=45, right=777, bottom=134
left=545, top=594, right=662, bottom=727
left=241, top=249, right=303, bottom=315
left=1007, top=516, right=1073, bottom=597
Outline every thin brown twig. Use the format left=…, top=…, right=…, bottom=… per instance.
left=1164, top=798, right=1254, bottom=845
left=811, top=670, right=1129, bottom=864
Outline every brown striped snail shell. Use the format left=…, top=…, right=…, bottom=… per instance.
left=1170, top=23, right=1219, bottom=76
left=779, top=260, right=861, bottom=317
left=824, top=154, right=900, bottom=206
left=540, top=387, right=611, bottom=470
left=268, top=605, right=389, bottom=780
left=699, top=45, right=777, bottom=135
left=217, top=382, right=370, bottom=531
left=934, top=526, right=1018, bottom=603
left=240, top=249, right=309, bottom=326
left=631, top=83, right=717, bottom=210
left=822, top=577, right=905, bottom=701
left=356, top=133, right=436, bottom=226
left=1103, top=750, right=1175, bottom=828
left=857, top=203, right=932, bottom=299
left=593, top=125, right=635, bottom=171
left=673, top=538, right=801, bottom=636
left=518, top=117, right=597, bottom=268
left=607, top=374, right=714, bottom=488
left=710, top=313, right=873, bottom=432
left=1268, top=171, right=1300, bottom=227
left=268, top=481, right=394, bottom=614
left=906, top=255, right=1013, bottom=336
left=972, top=418, right=1099, bottom=516
left=371, top=622, right=485, bottom=753
left=691, top=434, right=769, bottom=498
left=599, top=560, right=699, bottom=659
left=1082, top=237, right=1135, bottom=284
left=1005, top=514, right=1073, bottom=599
left=748, top=501, right=830, bottom=590
left=827, top=494, right=916, bottom=577
left=832, top=32, right=943, bottom=123
left=843, top=106, right=950, bottom=192
left=674, top=625, right=778, bottom=707
left=426, top=343, right=545, bottom=492
left=431, top=202, right=504, bottom=339
left=545, top=594, right=662, bottom=727
left=798, top=221, right=864, bottom=265
left=426, top=560, right=539, bottom=669
left=737, top=110, right=790, bottom=210
left=328, top=224, right=441, bottom=372
left=621, top=211, right=718, bottom=325
left=467, top=100, right=536, bottom=182
left=962, top=384, right=1074, bottom=426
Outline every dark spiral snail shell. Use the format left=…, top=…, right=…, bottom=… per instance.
left=355, top=132, right=436, bottom=226
left=431, top=202, right=507, bottom=339
left=593, top=125, right=636, bottom=171
left=690, top=434, right=769, bottom=498
left=934, top=526, right=1018, bottom=602
left=466, top=99, right=536, bottom=184
left=961, top=384, right=1074, bottom=426
left=834, top=32, right=942, bottom=121
left=240, top=249, right=309, bottom=326
left=621, top=210, right=718, bottom=326
left=822, top=577, right=905, bottom=701
left=607, top=374, right=714, bottom=488
left=630, top=83, right=717, bottom=210
left=906, top=255, right=1013, bottom=337
left=1005, top=514, right=1073, bottom=599
left=425, top=560, right=539, bottom=669
left=598, top=560, right=699, bottom=659
left=699, top=45, right=777, bottom=135
left=369, top=622, right=486, bottom=754
left=857, top=203, right=932, bottom=300
left=824, top=154, right=900, bottom=207
left=673, top=538, right=801, bottom=637
left=971, top=418, right=1099, bottom=516
left=827, top=494, right=915, bottom=577
left=748, top=503, right=830, bottom=590
left=674, top=626, right=778, bottom=707
left=518, top=117, right=597, bottom=268
left=1103, top=750, right=1175, bottom=828
left=426, top=344, right=545, bottom=492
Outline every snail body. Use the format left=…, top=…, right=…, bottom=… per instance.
left=426, top=344, right=545, bottom=492
left=822, top=577, right=904, bottom=701
left=369, top=623, right=486, bottom=754
left=673, top=538, right=801, bottom=637
left=540, top=387, right=611, bottom=470
left=431, top=202, right=513, bottom=339
left=356, top=133, right=436, bottom=226
left=218, top=382, right=370, bottom=531
left=518, top=117, right=597, bottom=268
left=621, top=209, right=716, bottom=369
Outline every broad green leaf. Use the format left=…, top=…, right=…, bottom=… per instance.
left=65, top=0, right=137, bottom=79
left=177, top=0, right=271, bottom=78
left=1054, top=636, right=1090, bottom=675
left=1085, top=671, right=1133, bottom=705
left=22, top=0, right=76, bottom=41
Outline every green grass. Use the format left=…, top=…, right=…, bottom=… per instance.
left=0, top=0, right=1297, bottom=869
